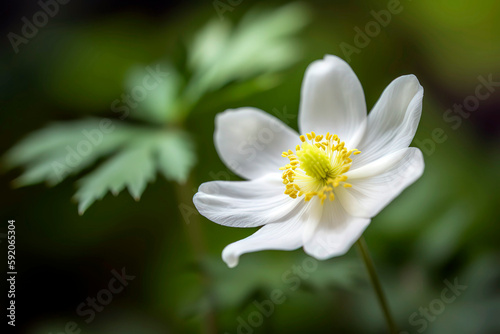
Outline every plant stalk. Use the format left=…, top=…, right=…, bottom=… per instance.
left=356, top=236, right=398, bottom=334
left=175, top=177, right=217, bottom=334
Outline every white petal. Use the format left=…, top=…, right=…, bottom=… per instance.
left=301, top=197, right=324, bottom=242
left=215, top=107, right=299, bottom=180
left=303, top=200, right=370, bottom=260
left=337, top=148, right=424, bottom=218
left=222, top=202, right=311, bottom=268
left=193, top=173, right=300, bottom=228
left=299, top=55, right=367, bottom=147
left=352, top=75, right=424, bottom=168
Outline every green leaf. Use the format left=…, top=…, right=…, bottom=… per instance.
left=73, top=129, right=196, bottom=214
left=124, top=63, right=183, bottom=124
left=4, top=118, right=197, bottom=213
left=156, top=131, right=197, bottom=184
left=185, top=3, right=310, bottom=102
left=3, top=119, right=138, bottom=187
left=74, top=139, right=157, bottom=214
left=188, top=19, right=232, bottom=75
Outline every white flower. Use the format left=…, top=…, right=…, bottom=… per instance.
left=193, top=55, right=424, bottom=268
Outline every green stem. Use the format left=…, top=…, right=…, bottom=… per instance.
left=175, top=176, right=217, bottom=334
left=356, top=236, right=398, bottom=334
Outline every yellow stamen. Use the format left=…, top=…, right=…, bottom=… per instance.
left=279, top=132, right=360, bottom=204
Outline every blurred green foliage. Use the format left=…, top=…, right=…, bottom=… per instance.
left=3, top=2, right=309, bottom=214
left=1, top=1, right=499, bottom=334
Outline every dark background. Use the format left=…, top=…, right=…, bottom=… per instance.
left=1, top=0, right=499, bottom=333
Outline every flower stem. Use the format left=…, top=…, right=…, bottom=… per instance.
left=356, top=236, right=398, bottom=334
left=175, top=177, right=217, bottom=334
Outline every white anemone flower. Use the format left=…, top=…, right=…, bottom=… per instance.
left=194, top=55, right=424, bottom=268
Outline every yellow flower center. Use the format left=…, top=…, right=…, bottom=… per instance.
left=280, top=132, right=360, bottom=204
